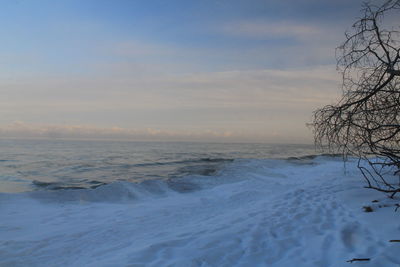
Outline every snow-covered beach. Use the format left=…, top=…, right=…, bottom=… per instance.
left=1, top=155, right=399, bottom=266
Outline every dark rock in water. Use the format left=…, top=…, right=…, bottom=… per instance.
left=363, top=206, right=373, bottom=212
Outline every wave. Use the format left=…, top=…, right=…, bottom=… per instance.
left=32, top=180, right=107, bottom=190
left=0, top=155, right=346, bottom=204
left=284, top=153, right=343, bottom=165
left=115, top=157, right=234, bottom=168
left=285, top=153, right=343, bottom=160
left=28, top=157, right=234, bottom=191
left=26, top=175, right=223, bottom=203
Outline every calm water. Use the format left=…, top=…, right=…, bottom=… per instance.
left=0, top=139, right=316, bottom=193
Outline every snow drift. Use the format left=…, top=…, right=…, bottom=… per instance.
left=1, top=156, right=399, bottom=266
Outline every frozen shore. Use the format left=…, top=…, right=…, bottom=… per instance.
left=1, top=156, right=400, bottom=266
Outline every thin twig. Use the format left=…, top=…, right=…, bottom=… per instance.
left=347, top=258, right=371, bottom=263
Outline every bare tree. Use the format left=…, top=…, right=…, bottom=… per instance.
left=313, top=0, right=400, bottom=197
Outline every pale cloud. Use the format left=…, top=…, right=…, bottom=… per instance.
left=0, top=65, right=339, bottom=110
left=220, top=20, right=321, bottom=39
left=0, top=65, right=340, bottom=143
left=213, top=19, right=346, bottom=69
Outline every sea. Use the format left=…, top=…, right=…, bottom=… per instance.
left=0, top=139, right=317, bottom=194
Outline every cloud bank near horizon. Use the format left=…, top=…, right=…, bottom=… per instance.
left=0, top=121, right=297, bottom=143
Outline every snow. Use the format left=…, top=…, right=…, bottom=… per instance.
left=1, top=156, right=400, bottom=266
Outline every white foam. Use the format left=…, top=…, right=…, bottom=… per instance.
left=1, top=157, right=399, bottom=266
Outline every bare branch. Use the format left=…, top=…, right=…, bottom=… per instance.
left=313, top=0, right=400, bottom=195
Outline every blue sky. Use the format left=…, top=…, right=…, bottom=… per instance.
left=0, top=0, right=367, bottom=142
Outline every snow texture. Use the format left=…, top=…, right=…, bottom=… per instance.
left=1, top=156, right=400, bottom=266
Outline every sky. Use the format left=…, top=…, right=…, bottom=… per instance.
left=0, top=0, right=368, bottom=143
